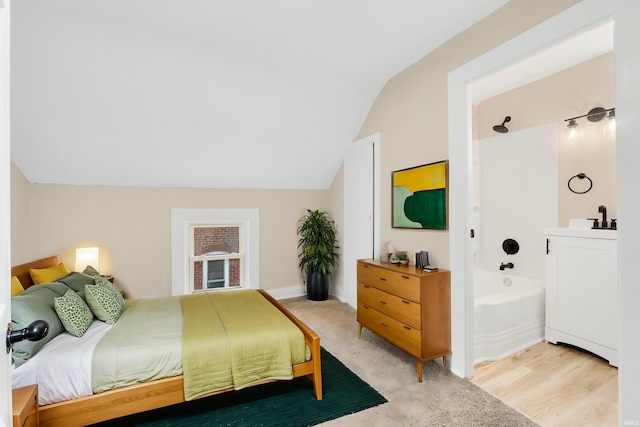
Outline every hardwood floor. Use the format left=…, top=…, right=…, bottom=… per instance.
left=472, top=341, right=618, bottom=427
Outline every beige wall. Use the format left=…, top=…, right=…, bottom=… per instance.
left=11, top=163, right=328, bottom=299
left=355, top=0, right=580, bottom=269
left=476, top=53, right=616, bottom=226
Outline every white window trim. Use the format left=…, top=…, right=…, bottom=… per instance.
left=171, top=209, right=259, bottom=296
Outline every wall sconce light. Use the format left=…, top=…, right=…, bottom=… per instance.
left=75, top=247, right=99, bottom=272
left=565, top=106, right=615, bottom=136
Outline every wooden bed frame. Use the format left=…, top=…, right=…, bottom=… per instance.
left=11, top=256, right=322, bottom=427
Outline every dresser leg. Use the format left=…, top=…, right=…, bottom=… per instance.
left=357, top=323, right=362, bottom=339
left=416, top=360, right=423, bottom=382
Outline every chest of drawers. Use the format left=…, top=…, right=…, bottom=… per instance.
left=357, top=259, right=451, bottom=381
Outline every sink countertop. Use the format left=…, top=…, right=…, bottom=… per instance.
left=545, top=227, right=617, bottom=239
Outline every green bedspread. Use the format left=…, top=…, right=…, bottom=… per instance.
left=91, top=297, right=183, bottom=393
left=91, top=290, right=305, bottom=402
left=181, top=290, right=306, bottom=400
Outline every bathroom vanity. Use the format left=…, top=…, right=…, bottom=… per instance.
left=544, top=227, right=618, bottom=366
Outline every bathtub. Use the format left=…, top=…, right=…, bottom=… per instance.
left=473, top=269, right=545, bottom=365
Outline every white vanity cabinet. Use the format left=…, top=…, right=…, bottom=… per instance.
left=545, top=228, right=618, bottom=366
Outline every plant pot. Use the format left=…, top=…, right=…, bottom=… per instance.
left=306, top=272, right=329, bottom=301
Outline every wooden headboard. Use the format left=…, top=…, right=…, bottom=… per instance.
left=11, top=255, right=58, bottom=290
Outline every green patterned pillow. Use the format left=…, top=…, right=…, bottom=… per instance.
left=85, top=278, right=125, bottom=324
left=93, top=275, right=117, bottom=290
left=54, top=289, right=94, bottom=337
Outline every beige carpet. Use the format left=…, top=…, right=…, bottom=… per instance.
left=281, top=297, right=540, bottom=427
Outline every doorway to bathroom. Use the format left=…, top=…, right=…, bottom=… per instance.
left=470, top=46, right=617, bottom=365
left=448, top=1, right=640, bottom=423
left=464, top=18, right=618, bottom=427
left=470, top=41, right=618, bottom=361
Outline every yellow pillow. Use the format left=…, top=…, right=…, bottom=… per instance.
left=29, top=263, right=71, bottom=285
left=11, top=276, right=24, bottom=296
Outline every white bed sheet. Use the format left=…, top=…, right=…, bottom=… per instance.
left=12, top=320, right=112, bottom=405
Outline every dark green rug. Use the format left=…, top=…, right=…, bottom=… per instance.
left=92, top=348, right=387, bottom=427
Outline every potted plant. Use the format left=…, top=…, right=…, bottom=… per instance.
left=395, top=251, right=409, bottom=265
left=297, top=209, right=340, bottom=301
left=389, top=250, right=408, bottom=265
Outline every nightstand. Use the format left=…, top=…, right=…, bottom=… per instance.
left=12, top=384, right=38, bottom=427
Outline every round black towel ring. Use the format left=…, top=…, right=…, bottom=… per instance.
left=568, top=173, right=593, bottom=194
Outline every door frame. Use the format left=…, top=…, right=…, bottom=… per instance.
left=1, top=0, right=12, bottom=425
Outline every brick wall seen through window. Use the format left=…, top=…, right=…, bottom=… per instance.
left=192, top=225, right=242, bottom=291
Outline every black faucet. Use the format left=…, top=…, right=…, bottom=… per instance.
left=500, top=262, right=514, bottom=271
left=598, top=205, right=608, bottom=228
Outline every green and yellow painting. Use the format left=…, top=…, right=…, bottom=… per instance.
left=392, top=161, right=447, bottom=229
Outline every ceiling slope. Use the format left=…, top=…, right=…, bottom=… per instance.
left=11, top=0, right=509, bottom=189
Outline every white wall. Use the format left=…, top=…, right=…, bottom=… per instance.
left=475, top=124, right=557, bottom=281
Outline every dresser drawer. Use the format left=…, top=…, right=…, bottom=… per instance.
left=357, top=263, right=421, bottom=302
left=358, top=282, right=421, bottom=329
left=358, top=302, right=421, bottom=356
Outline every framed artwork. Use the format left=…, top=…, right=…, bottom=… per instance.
left=392, top=160, right=447, bottom=229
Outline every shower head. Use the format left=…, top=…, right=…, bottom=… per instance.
left=493, top=116, right=511, bottom=133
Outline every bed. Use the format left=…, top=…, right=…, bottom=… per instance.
left=10, top=255, right=322, bottom=427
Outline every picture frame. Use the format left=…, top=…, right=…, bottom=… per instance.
left=392, top=160, right=448, bottom=230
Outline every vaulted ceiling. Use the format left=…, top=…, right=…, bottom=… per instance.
left=11, top=0, right=510, bottom=189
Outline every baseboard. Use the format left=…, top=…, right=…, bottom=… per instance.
left=266, top=285, right=306, bottom=300
left=332, top=288, right=346, bottom=302
left=266, top=284, right=349, bottom=303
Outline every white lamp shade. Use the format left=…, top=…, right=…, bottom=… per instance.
left=76, top=247, right=99, bottom=272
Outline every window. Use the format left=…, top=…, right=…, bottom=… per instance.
left=171, top=209, right=259, bottom=296
left=191, top=225, right=243, bottom=291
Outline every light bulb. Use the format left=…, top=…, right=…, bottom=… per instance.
left=607, top=109, right=616, bottom=131
left=567, top=119, right=578, bottom=140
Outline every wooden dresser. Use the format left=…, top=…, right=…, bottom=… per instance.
left=356, top=259, right=451, bottom=382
